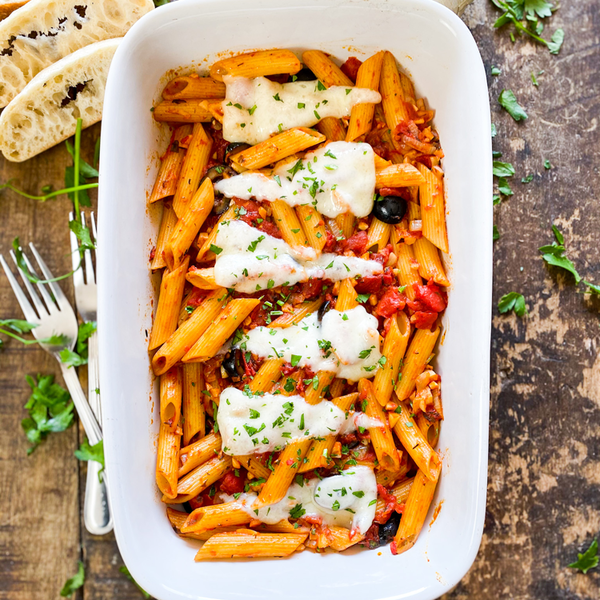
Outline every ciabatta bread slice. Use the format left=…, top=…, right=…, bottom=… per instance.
left=0, top=1, right=29, bottom=21
left=0, top=38, right=120, bottom=162
left=0, top=0, right=153, bottom=107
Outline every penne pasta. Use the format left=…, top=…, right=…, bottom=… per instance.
left=346, top=51, right=384, bottom=142
left=366, top=217, right=391, bottom=252
left=230, top=127, right=325, bottom=170
left=149, top=125, right=192, bottom=204
left=182, top=298, right=260, bottom=363
left=268, top=297, right=324, bottom=328
left=194, top=531, right=307, bottom=560
left=301, top=50, right=353, bottom=87
left=172, top=123, right=213, bottom=218
left=179, top=431, right=221, bottom=477
left=151, top=204, right=178, bottom=271
left=390, top=228, right=423, bottom=300
left=186, top=266, right=219, bottom=290
left=153, top=99, right=214, bottom=124
left=160, top=366, right=183, bottom=432
left=316, top=117, right=346, bottom=141
left=303, top=370, right=335, bottom=405
left=412, top=237, right=450, bottom=287
left=393, top=469, right=438, bottom=554
left=336, top=278, right=358, bottom=311
left=156, top=422, right=181, bottom=499
left=182, top=501, right=252, bottom=533
left=196, top=204, right=236, bottom=262
left=379, top=51, right=408, bottom=137
left=151, top=289, right=229, bottom=376
left=148, top=257, right=189, bottom=351
left=296, top=205, right=327, bottom=254
left=169, top=455, right=232, bottom=502
left=419, top=163, right=449, bottom=253
left=162, top=75, right=226, bottom=100
left=182, top=363, right=206, bottom=446
left=375, top=163, right=426, bottom=188
left=210, top=50, right=302, bottom=81
left=271, top=199, right=310, bottom=253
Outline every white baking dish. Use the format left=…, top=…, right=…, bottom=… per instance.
left=98, top=1, right=492, bottom=598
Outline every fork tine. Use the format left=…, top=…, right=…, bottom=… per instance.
left=8, top=250, right=48, bottom=318
left=29, top=243, right=72, bottom=313
left=0, top=254, right=40, bottom=323
left=91, top=211, right=97, bottom=240
left=81, top=211, right=95, bottom=285
left=20, top=250, right=58, bottom=314
left=69, top=212, right=84, bottom=289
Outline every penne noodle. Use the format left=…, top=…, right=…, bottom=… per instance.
left=271, top=199, right=311, bottom=252
left=151, top=204, right=178, bottom=271
left=393, top=469, right=438, bottom=554
left=149, top=125, right=192, bottom=204
left=210, top=50, right=302, bottom=81
left=182, top=501, right=252, bottom=533
left=179, top=432, right=221, bottom=477
left=160, top=366, right=183, bottom=432
left=375, top=476, right=414, bottom=514
left=182, top=298, right=260, bottom=363
left=336, top=278, right=358, bottom=311
left=379, top=51, right=409, bottom=138
left=416, top=412, right=441, bottom=449
left=296, top=205, right=327, bottom=254
left=151, top=289, right=229, bottom=376
left=358, top=379, right=400, bottom=471
left=153, top=99, right=215, bottom=123
left=393, top=402, right=441, bottom=482
left=172, top=123, right=213, bottom=218
left=412, top=237, right=450, bottom=287
left=255, top=440, right=312, bottom=508
left=162, top=75, right=226, bottom=100
left=194, top=531, right=307, bottom=560
left=248, top=358, right=285, bottom=393
left=328, top=527, right=365, bottom=551
left=375, top=163, right=426, bottom=188
left=395, top=326, right=440, bottom=401
left=166, top=507, right=240, bottom=541
left=268, top=297, right=324, bottom=328
left=169, top=455, right=232, bottom=502
left=301, top=50, right=353, bottom=88
left=373, top=311, right=411, bottom=406
left=366, top=217, right=391, bottom=252
left=335, top=213, right=355, bottom=239
left=149, top=257, right=189, bottom=350
left=165, top=177, right=214, bottom=270
left=374, top=153, right=392, bottom=172
left=316, top=117, right=347, bottom=141
left=303, top=370, right=335, bottom=405
left=299, top=392, right=358, bottom=472
left=182, top=363, right=206, bottom=446
left=390, top=228, right=423, bottom=300
left=419, top=163, right=449, bottom=253
left=346, top=51, right=384, bottom=142
left=186, top=266, right=219, bottom=290
left=235, top=455, right=272, bottom=481
left=230, top=127, right=325, bottom=170
left=156, top=422, right=181, bottom=499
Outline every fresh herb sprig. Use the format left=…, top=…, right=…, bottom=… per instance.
left=60, top=562, right=85, bottom=597
left=490, top=0, right=564, bottom=55
left=538, top=225, right=581, bottom=283
left=568, top=539, right=598, bottom=574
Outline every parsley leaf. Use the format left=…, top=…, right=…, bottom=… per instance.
left=547, top=28, right=565, bottom=55
left=583, top=281, right=600, bottom=295
left=497, top=177, right=513, bottom=196
left=75, top=439, right=105, bottom=482
left=493, top=225, right=500, bottom=241
left=568, top=539, right=598, bottom=574
left=493, top=161, right=515, bottom=178
left=491, top=65, right=502, bottom=76
left=290, top=354, right=302, bottom=367
left=289, top=503, right=306, bottom=519
left=538, top=225, right=581, bottom=283
left=60, top=561, right=85, bottom=597
left=499, top=89, right=528, bottom=121
left=498, top=292, right=527, bottom=317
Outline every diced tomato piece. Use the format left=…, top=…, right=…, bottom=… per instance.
left=257, top=219, right=282, bottom=239
left=236, top=198, right=261, bottom=220
left=186, top=286, right=208, bottom=307
left=281, top=362, right=296, bottom=376
left=340, top=57, right=362, bottom=82
left=374, top=484, right=401, bottom=524
left=344, top=230, right=369, bottom=255
left=382, top=267, right=394, bottom=286
left=300, top=279, right=324, bottom=299
left=378, top=186, right=412, bottom=202
left=355, top=275, right=383, bottom=294
left=188, top=488, right=216, bottom=510
left=219, top=470, right=246, bottom=495
left=414, top=281, right=447, bottom=312
left=412, top=311, right=438, bottom=329
left=376, top=287, right=406, bottom=318
left=324, top=229, right=338, bottom=252
left=371, top=244, right=392, bottom=266
left=364, top=523, right=380, bottom=549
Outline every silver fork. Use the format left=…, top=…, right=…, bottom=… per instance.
left=70, top=211, right=113, bottom=536
left=0, top=244, right=103, bottom=448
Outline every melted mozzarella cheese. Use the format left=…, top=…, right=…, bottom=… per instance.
left=214, top=141, right=376, bottom=219
left=213, top=219, right=382, bottom=292
left=222, top=76, right=381, bottom=145
left=222, top=466, right=377, bottom=534
left=241, top=307, right=383, bottom=381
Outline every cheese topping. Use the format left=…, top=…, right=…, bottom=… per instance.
left=213, top=219, right=382, bottom=292
left=222, top=76, right=381, bottom=145
left=214, top=141, right=377, bottom=218
left=240, top=307, right=383, bottom=381
left=222, top=466, right=377, bottom=534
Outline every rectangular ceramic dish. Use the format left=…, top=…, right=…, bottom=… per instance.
left=98, top=1, right=492, bottom=598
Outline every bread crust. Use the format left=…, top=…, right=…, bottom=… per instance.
left=0, top=0, right=153, bottom=107
left=0, top=38, right=121, bottom=162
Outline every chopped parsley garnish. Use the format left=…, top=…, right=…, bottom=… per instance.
left=273, top=93, right=283, bottom=102
left=249, top=408, right=260, bottom=419
left=209, top=244, right=223, bottom=255
left=290, top=354, right=301, bottom=367
left=314, top=109, right=321, bottom=120
left=247, top=236, right=265, bottom=252
left=352, top=491, right=365, bottom=498
left=289, top=503, right=306, bottom=519
left=498, top=292, right=527, bottom=317
left=498, top=89, right=528, bottom=121
left=297, top=102, right=306, bottom=109
left=248, top=104, right=257, bottom=115
left=538, top=224, right=581, bottom=283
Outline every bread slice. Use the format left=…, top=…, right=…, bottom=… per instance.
left=0, top=1, right=29, bottom=21
left=0, top=0, right=153, bottom=107
left=0, top=38, right=120, bottom=162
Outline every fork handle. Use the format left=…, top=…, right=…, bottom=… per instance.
left=60, top=363, right=103, bottom=445
left=87, top=331, right=101, bottom=420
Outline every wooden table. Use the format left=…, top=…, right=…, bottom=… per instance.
left=1, top=2, right=598, bottom=598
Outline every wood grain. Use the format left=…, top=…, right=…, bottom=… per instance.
left=1, top=2, right=600, bottom=597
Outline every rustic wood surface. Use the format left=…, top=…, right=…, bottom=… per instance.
left=0, top=1, right=598, bottom=598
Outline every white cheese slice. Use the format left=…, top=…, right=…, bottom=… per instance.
left=222, top=76, right=381, bottom=144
